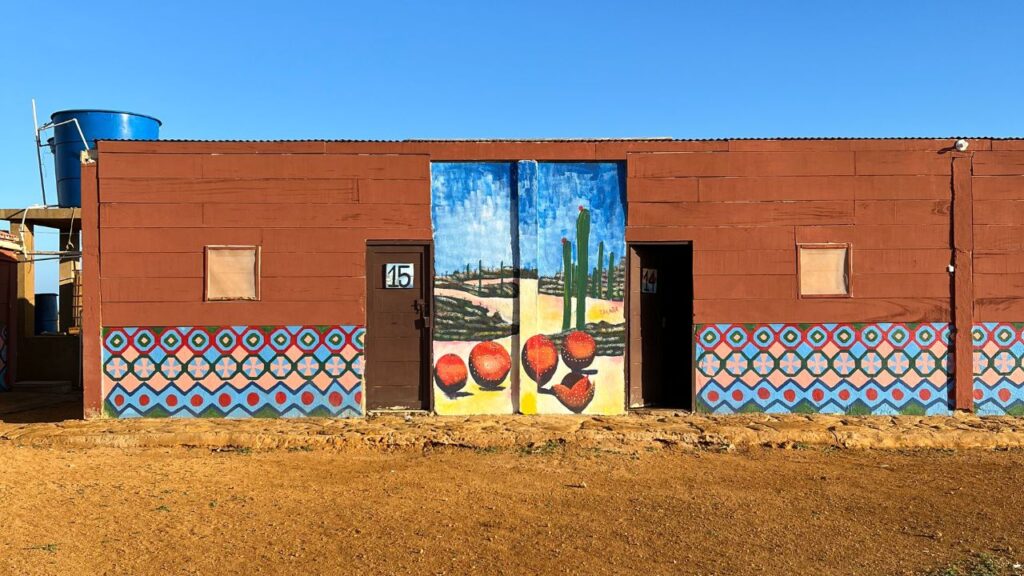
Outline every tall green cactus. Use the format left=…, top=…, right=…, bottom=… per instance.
left=500, top=260, right=504, bottom=290
left=561, top=238, right=572, bottom=330
left=606, top=252, right=616, bottom=300
left=478, top=259, right=483, bottom=295
left=590, top=241, right=604, bottom=297
left=575, top=208, right=590, bottom=329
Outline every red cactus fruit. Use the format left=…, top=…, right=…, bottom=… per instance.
left=434, top=354, right=468, bottom=395
left=560, top=330, right=596, bottom=370
left=522, top=334, right=559, bottom=386
left=469, top=341, right=511, bottom=389
left=552, top=372, right=595, bottom=413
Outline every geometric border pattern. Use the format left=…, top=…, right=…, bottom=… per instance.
left=972, top=323, right=1024, bottom=416
left=695, top=323, right=953, bottom=415
left=0, top=324, right=7, bottom=392
left=102, top=325, right=364, bottom=418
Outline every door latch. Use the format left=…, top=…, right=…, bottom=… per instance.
left=414, top=299, right=431, bottom=328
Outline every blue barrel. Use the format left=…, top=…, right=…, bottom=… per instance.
left=50, top=110, right=161, bottom=207
left=35, top=293, right=59, bottom=335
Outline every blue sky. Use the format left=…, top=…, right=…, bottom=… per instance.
left=2, top=0, right=1022, bottom=290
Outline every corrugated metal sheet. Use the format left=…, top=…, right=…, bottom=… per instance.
left=98, top=136, right=1024, bottom=143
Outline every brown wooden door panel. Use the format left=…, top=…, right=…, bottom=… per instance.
left=365, top=244, right=431, bottom=410
left=367, top=385, right=427, bottom=408
left=369, top=361, right=423, bottom=383
left=370, top=313, right=426, bottom=337
left=370, top=338, right=424, bottom=361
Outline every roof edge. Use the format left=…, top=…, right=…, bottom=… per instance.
left=94, top=136, right=1024, bottom=143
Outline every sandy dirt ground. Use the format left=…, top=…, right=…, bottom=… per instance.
left=2, top=440, right=1024, bottom=576
left=6, top=411, right=1024, bottom=452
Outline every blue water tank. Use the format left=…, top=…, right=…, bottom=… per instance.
left=50, top=109, right=161, bottom=207
left=35, top=293, right=59, bottom=335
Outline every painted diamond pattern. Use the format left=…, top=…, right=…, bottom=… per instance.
left=135, top=329, right=156, bottom=352
left=270, top=329, right=292, bottom=352
left=187, top=330, right=210, bottom=353
left=242, top=329, right=265, bottom=350
left=973, top=322, right=1024, bottom=416
left=159, top=330, right=183, bottom=353
left=695, top=323, right=952, bottom=415
left=214, top=329, right=238, bottom=353
left=296, top=329, right=320, bottom=352
left=105, top=330, right=129, bottom=353
left=101, top=325, right=365, bottom=418
left=160, top=357, right=183, bottom=380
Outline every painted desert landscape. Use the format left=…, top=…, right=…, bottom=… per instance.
left=430, top=162, right=627, bottom=415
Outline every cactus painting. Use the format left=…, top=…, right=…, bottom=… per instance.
left=606, top=251, right=616, bottom=300
left=520, top=161, right=626, bottom=415
left=574, top=207, right=590, bottom=329
left=431, top=161, right=626, bottom=416
left=561, top=238, right=573, bottom=330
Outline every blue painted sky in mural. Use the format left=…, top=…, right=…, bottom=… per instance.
left=532, top=163, right=625, bottom=277
left=431, top=163, right=514, bottom=274
left=431, top=162, right=626, bottom=277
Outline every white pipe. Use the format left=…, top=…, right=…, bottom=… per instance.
left=24, top=251, right=82, bottom=257
left=42, top=118, right=90, bottom=151
left=13, top=203, right=59, bottom=256
left=32, top=99, right=47, bottom=205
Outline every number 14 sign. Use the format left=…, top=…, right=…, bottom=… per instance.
left=641, top=268, right=657, bottom=294
left=384, top=263, right=415, bottom=289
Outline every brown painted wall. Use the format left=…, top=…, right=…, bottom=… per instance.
left=973, top=144, right=1024, bottom=321
left=91, top=138, right=1024, bottom=328
left=90, top=139, right=732, bottom=333
left=84, top=138, right=1024, bottom=415
left=625, top=145, right=967, bottom=324
left=92, top=146, right=432, bottom=327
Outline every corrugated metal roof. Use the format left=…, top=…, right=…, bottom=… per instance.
left=99, top=136, right=1024, bottom=143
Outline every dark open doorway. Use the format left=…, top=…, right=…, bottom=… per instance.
left=628, top=243, right=694, bottom=410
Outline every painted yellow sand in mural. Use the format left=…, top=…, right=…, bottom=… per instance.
left=433, top=335, right=514, bottom=415
left=518, top=279, right=625, bottom=415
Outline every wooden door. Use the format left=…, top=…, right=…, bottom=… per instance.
left=365, top=244, right=431, bottom=410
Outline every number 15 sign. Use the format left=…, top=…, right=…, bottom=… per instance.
left=384, top=263, right=415, bottom=289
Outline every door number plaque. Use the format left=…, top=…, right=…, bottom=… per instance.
left=641, top=268, right=658, bottom=294
left=384, top=263, right=415, bottom=289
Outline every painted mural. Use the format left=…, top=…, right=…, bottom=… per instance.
left=101, top=325, right=364, bottom=418
left=695, top=323, right=953, bottom=415
left=431, top=163, right=516, bottom=415
left=430, top=161, right=626, bottom=415
left=972, top=323, right=1024, bottom=416
left=518, top=162, right=626, bottom=415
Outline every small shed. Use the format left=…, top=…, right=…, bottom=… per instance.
left=73, top=138, right=1024, bottom=419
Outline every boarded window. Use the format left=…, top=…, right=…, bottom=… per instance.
left=798, top=244, right=850, bottom=297
left=206, top=246, right=260, bottom=301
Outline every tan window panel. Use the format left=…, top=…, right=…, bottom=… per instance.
left=798, top=244, right=850, bottom=297
left=206, top=246, right=260, bottom=301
